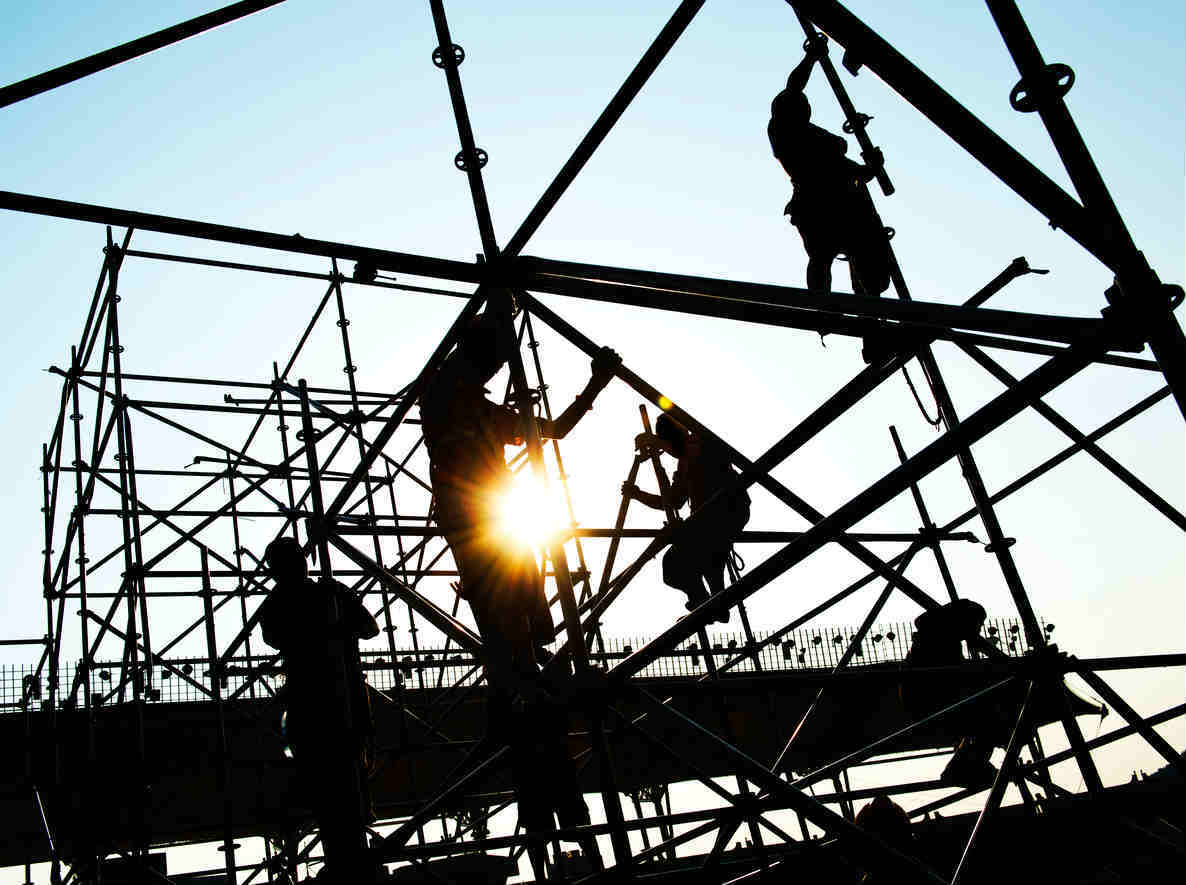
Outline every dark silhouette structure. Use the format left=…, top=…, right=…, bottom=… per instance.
left=624, top=413, right=750, bottom=620
left=856, top=794, right=916, bottom=883
left=769, top=41, right=891, bottom=300
left=419, top=308, right=617, bottom=671
left=259, top=537, right=380, bottom=884
left=3, top=1, right=1185, bottom=883
left=901, top=599, right=1004, bottom=789
left=419, top=306, right=618, bottom=866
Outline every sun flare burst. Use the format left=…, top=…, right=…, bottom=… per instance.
left=494, top=472, right=567, bottom=550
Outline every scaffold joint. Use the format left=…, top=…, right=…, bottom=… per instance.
left=1009, top=62, right=1074, bottom=113
left=432, top=43, right=465, bottom=68
left=843, top=113, right=873, bottom=134
left=454, top=148, right=489, bottom=171
left=1102, top=274, right=1183, bottom=350
left=802, top=33, right=828, bottom=57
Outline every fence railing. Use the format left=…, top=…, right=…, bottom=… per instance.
left=1, top=616, right=1044, bottom=709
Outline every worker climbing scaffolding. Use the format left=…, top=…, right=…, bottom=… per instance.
left=258, top=537, right=381, bottom=885
left=769, top=35, right=891, bottom=301
left=624, top=412, right=751, bottom=622
left=6, top=0, right=1182, bottom=882
left=418, top=300, right=620, bottom=869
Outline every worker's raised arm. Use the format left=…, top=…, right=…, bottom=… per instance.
left=536, top=346, right=621, bottom=439
left=784, top=34, right=829, bottom=94
left=785, top=53, right=816, bottom=95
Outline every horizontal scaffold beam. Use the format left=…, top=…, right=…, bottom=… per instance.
left=1, top=191, right=1138, bottom=353
left=517, top=256, right=1127, bottom=348
left=0, top=190, right=482, bottom=284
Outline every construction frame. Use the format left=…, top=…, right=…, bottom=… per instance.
left=2, top=1, right=1184, bottom=883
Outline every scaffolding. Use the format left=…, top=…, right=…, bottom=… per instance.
left=2, top=1, right=1184, bottom=883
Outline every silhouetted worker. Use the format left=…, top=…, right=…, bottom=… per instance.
left=623, top=413, right=750, bottom=622
left=419, top=306, right=619, bottom=858
left=900, top=598, right=999, bottom=789
left=769, top=40, right=891, bottom=302
left=259, top=537, right=380, bottom=884
left=855, top=794, right=916, bottom=883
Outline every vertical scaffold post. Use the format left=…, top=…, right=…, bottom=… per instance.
left=985, top=0, right=1186, bottom=418
left=202, top=547, right=238, bottom=884
left=101, top=226, right=153, bottom=868
left=297, top=378, right=369, bottom=874
left=639, top=405, right=767, bottom=870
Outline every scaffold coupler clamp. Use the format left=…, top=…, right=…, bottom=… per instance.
left=454, top=146, right=489, bottom=171
left=916, top=525, right=940, bottom=546
left=983, top=536, right=1015, bottom=554
left=507, top=385, right=543, bottom=412
left=1009, top=62, right=1074, bottom=113
left=103, top=241, right=124, bottom=270
left=843, top=113, right=873, bottom=135
left=351, top=259, right=377, bottom=283
left=1101, top=264, right=1183, bottom=352
left=1006, top=256, right=1049, bottom=279
left=432, top=43, right=465, bottom=69
left=802, top=32, right=828, bottom=58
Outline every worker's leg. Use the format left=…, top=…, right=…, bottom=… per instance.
left=702, top=499, right=751, bottom=603
left=663, top=545, right=708, bottom=608
left=293, top=727, right=372, bottom=885
left=846, top=191, right=891, bottom=299
left=704, top=553, right=728, bottom=598
left=849, top=237, right=891, bottom=298
left=805, top=252, right=834, bottom=292
left=795, top=202, right=841, bottom=294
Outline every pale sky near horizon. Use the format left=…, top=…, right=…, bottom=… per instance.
left=0, top=0, right=1182, bottom=878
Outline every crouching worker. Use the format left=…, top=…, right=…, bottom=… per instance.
left=769, top=39, right=891, bottom=302
left=900, top=598, right=1007, bottom=789
left=419, top=305, right=619, bottom=862
left=259, top=537, right=380, bottom=884
left=623, top=414, right=750, bottom=623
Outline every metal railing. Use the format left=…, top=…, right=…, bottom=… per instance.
left=1, top=616, right=1042, bottom=709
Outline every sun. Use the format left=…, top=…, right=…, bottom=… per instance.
left=494, top=471, right=568, bottom=550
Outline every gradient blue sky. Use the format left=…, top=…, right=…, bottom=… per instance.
left=0, top=0, right=1182, bottom=872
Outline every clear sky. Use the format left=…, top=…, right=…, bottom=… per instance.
left=1, top=0, right=1182, bottom=877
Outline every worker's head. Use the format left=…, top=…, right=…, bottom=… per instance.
left=264, top=536, right=308, bottom=584
left=771, top=88, right=811, bottom=124
left=458, top=310, right=511, bottom=383
left=655, top=413, right=689, bottom=457
left=914, top=598, right=986, bottom=639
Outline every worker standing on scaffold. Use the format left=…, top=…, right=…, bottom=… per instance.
left=769, top=36, right=891, bottom=302
left=419, top=303, right=619, bottom=857
left=259, top=536, right=380, bottom=884
left=623, top=413, right=750, bottom=623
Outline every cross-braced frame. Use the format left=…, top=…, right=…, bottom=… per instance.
left=3, top=1, right=1184, bottom=884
